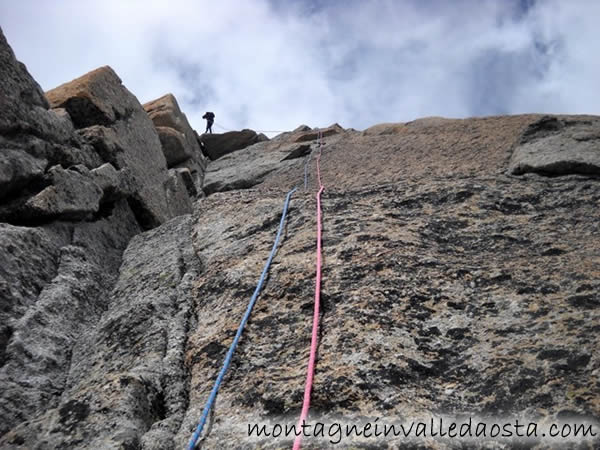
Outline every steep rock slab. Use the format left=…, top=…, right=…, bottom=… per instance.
left=509, top=115, right=600, bottom=176
left=0, top=215, right=200, bottom=449
left=46, top=66, right=172, bottom=229
left=201, top=129, right=268, bottom=160
left=176, top=177, right=600, bottom=448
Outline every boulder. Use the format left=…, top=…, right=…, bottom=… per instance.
left=143, top=94, right=191, bottom=134
left=155, top=126, right=192, bottom=166
left=143, top=94, right=205, bottom=166
left=46, top=67, right=172, bottom=229
left=293, top=124, right=311, bottom=132
left=202, top=140, right=313, bottom=195
left=509, top=116, right=600, bottom=176
left=201, top=129, right=267, bottom=160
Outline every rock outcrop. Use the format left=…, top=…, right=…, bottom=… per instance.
left=0, top=26, right=200, bottom=444
left=509, top=115, right=600, bottom=176
left=201, top=129, right=268, bottom=160
left=1, top=26, right=600, bottom=450
left=46, top=66, right=190, bottom=228
left=143, top=94, right=207, bottom=195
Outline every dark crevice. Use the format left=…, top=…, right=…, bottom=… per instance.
left=93, top=201, right=117, bottom=220
left=519, top=164, right=600, bottom=178
left=126, top=196, right=158, bottom=231
left=0, top=326, right=13, bottom=368
left=151, top=389, right=167, bottom=422
left=0, top=177, right=55, bottom=226
left=0, top=173, right=50, bottom=207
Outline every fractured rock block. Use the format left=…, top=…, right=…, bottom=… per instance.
left=91, top=162, right=133, bottom=202
left=0, top=149, right=47, bottom=200
left=46, top=67, right=172, bottom=229
left=24, top=165, right=103, bottom=220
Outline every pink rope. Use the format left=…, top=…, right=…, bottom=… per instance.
left=293, top=130, right=324, bottom=450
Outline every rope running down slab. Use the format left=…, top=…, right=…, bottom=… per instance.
left=188, top=187, right=297, bottom=449
left=292, top=130, right=325, bottom=450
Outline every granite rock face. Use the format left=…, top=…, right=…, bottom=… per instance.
left=3, top=109, right=599, bottom=449
left=2, top=26, right=600, bottom=450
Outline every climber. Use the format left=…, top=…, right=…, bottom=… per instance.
left=202, top=111, right=215, bottom=134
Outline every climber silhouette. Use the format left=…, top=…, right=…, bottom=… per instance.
left=202, top=111, right=215, bottom=134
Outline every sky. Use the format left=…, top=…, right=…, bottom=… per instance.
left=1, top=0, right=599, bottom=135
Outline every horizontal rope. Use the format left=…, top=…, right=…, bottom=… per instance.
left=212, top=122, right=288, bottom=134
left=188, top=187, right=297, bottom=449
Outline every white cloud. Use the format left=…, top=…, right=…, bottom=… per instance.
left=1, top=0, right=599, bottom=135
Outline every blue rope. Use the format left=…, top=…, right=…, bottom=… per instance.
left=188, top=187, right=297, bottom=449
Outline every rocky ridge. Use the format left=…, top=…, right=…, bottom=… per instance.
left=1, top=25, right=600, bottom=450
